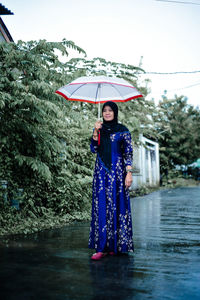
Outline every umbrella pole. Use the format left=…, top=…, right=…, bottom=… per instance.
left=98, top=102, right=100, bottom=120
left=97, top=83, right=101, bottom=120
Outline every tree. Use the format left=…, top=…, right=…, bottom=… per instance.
left=153, top=95, right=200, bottom=171
left=1, top=39, right=156, bottom=228
left=0, top=39, right=92, bottom=216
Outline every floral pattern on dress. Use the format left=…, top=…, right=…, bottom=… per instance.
left=89, top=131, right=134, bottom=253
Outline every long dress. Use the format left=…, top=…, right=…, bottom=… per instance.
left=88, top=128, right=134, bottom=253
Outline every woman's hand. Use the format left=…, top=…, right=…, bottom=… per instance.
left=93, top=120, right=102, bottom=140
left=94, top=120, right=102, bottom=133
left=125, top=172, right=133, bottom=189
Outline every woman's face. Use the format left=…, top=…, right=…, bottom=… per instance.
left=102, top=106, right=114, bottom=121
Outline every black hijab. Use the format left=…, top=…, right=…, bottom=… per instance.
left=98, top=101, right=128, bottom=170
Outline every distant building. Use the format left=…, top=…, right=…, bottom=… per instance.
left=0, top=3, right=14, bottom=42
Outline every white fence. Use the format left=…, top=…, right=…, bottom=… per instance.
left=131, top=135, right=160, bottom=189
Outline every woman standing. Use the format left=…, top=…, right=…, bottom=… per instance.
left=89, top=101, right=134, bottom=260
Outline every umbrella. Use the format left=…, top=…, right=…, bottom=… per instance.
left=56, top=75, right=143, bottom=119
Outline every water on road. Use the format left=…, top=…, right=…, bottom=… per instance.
left=0, top=187, right=200, bottom=300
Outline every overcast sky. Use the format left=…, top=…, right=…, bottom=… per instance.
left=2, top=0, right=200, bottom=107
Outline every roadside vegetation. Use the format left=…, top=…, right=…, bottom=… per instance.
left=0, top=39, right=200, bottom=237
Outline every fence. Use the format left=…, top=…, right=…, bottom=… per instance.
left=131, top=135, right=160, bottom=189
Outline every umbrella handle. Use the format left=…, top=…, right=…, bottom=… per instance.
left=98, top=130, right=100, bottom=146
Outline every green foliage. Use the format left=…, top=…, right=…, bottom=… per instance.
left=153, top=95, right=200, bottom=171
left=129, top=185, right=158, bottom=197
left=0, top=204, right=90, bottom=236
left=65, top=56, right=144, bottom=78
left=0, top=39, right=91, bottom=235
left=1, top=39, right=199, bottom=237
left=1, top=39, right=153, bottom=236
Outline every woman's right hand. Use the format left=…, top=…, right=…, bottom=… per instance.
left=94, top=120, right=102, bottom=134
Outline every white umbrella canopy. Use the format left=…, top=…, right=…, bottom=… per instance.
left=56, top=75, right=143, bottom=118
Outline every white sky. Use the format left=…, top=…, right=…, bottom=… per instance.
left=2, top=0, right=200, bottom=107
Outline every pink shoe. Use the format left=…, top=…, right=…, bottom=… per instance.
left=109, top=252, right=116, bottom=256
left=91, top=252, right=107, bottom=260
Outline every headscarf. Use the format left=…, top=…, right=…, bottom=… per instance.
left=98, top=101, right=128, bottom=170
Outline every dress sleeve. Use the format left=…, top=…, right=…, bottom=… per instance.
left=122, top=131, right=133, bottom=167
left=90, top=137, right=98, bottom=153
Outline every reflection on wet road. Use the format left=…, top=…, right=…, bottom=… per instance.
left=131, top=187, right=200, bottom=300
left=0, top=187, right=200, bottom=299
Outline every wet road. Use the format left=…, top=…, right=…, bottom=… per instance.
left=0, top=187, right=200, bottom=300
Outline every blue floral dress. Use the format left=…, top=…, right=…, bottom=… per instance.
left=88, top=129, right=134, bottom=253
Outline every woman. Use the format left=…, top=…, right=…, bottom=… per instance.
left=88, top=101, right=134, bottom=260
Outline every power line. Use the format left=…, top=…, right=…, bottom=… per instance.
left=156, top=0, right=200, bottom=5
left=143, top=70, right=200, bottom=75
left=169, top=82, right=200, bottom=91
